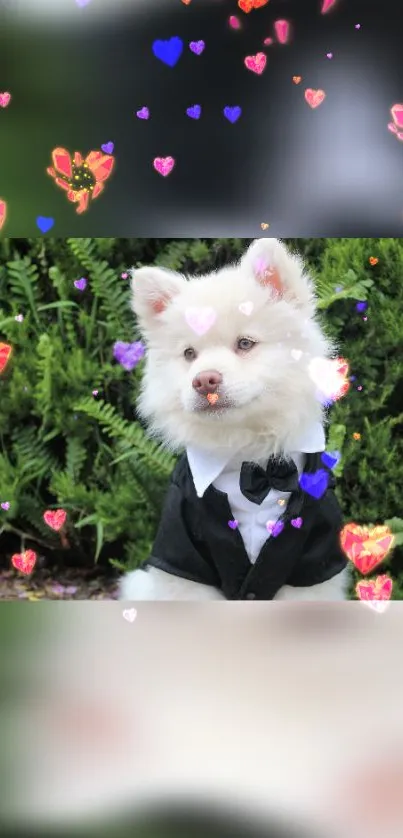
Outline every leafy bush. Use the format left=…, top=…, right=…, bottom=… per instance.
left=0, top=238, right=402, bottom=596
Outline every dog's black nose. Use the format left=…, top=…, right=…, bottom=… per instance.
left=192, top=370, right=222, bottom=396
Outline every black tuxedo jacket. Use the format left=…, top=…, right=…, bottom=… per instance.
left=144, top=452, right=347, bottom=600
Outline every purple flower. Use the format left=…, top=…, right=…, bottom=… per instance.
left=113, top=341, right=145, bottom=371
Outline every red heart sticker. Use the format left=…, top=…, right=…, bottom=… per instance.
left=0, top=342, right=12, bottom=373
left=340, top=524, right=394, bottom=574
left=43, top=509, right=67, bottom=531
left=11, top=549, right=37, bottom=575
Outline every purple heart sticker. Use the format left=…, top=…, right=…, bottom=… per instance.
left=76, top=0, right=92, bottom=6
left=266, top=520, right=284, bottom=537
left=101, top=142, right=114, bottom=154
left=186, top=104, right=202, bottom=119
left=189, top=40, right=205, bottom=55
left=223, top=106, right=242, bottom=123
left=355, top=301, right=368, bottom=313
left=36, top=216, right=54, bottom=233
left=299, top=469, right=329, bottom=500
left=321, top=450, right=341, bottom=470
left=291, top=517, right=303, bottom=529
left=228, top=519, right=239, bottom=530
left=74, top=278, right=87, bottom=291
left=1, top=502, right=10, bottom=510
left=136, top=107, right=150, bottom=119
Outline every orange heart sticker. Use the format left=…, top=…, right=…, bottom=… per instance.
left=207, top=393, right=219, bottom=404
left=356, top=574, right=393, bottom=608
left=340, top=524, right=394, bottom=574
left=261, top=222, right=269, bottom=229
left=238, top=0, right=253, bottom=11
left=253, top=0, right=270, bottom=7
left=0, top=342, right=12, bottom=373
left=11, top=549, right=37, bottom=575
left=293, top=76, right=302, bottom=84
left=181, top=0, right=191, bottom=4
left=369, top=257, right=379, bottom=265
left=43, top=509, right=67, bottom=531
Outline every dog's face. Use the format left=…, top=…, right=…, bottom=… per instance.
left=131, top=239, right=333, bottom=455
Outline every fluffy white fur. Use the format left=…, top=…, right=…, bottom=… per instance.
left=120, top=238, right=348, bottom=602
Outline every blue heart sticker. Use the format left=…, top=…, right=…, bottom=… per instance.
left=152, top=37, right=183, bottom=67
left=186, top=104, right=202, bottom=119
left=299, top=469, right=329, bottom=500
left=321, top=450, right=341, bottom=470
left=223, top=106, right=242, bottom=123
left=36, top=216, right=54, bottom=233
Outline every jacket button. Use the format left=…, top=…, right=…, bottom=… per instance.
left=246, top=592, right=256, bottom=600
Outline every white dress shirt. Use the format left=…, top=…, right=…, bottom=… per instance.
left=187, top=423, right=326, bottom=565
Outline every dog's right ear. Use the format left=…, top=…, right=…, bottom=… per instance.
left=130, top=266, right=186, bottom=332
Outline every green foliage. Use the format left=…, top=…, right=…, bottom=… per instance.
left=0, top=237, right=402, bottom=598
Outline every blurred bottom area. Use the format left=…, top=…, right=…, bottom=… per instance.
left=1, top=603, right=403, bottom=838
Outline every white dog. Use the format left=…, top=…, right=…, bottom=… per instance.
left=120, top=238, right=349, bottom=601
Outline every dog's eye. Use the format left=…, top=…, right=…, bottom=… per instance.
left=184, top=347, right=197, bottom=361
left=237, top=337, right=256, bottom=352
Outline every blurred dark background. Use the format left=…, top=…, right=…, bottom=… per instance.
left=1, top=0, right=403, bottom=236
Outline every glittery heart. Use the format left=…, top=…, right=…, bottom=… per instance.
left=228, top=519, right=239, bottom=530
left=321, top=450, right=341, bottom=469
left=206, top=393, right=219, bottom=405
left=0, top=92, right=11, bottom=108
left=74, top=277, right=87, bottom=291
left=185, top=306, right=216, bottom=335
left=291, top=517, right=303, bottom=529
left=293, top=76, right=302, bottom=84
left=369, top=256, right=378, bottom=265
left=36, top=216, right=54, bottom=233
left=189, top=40, right=205, bottom=55
left=223, top=105, right=242, bottom=123
left=187, top=104, right=202, bottom=119
left=43, top=509, right=67, bottom=532
left=238, top=0, right=253, bottom=11
left=239, top=301, right=254, bottom=315
left=11, top=549, right=37, bottom=575
left=253, top=0, right=270, bottom=6
left=153, top=156, right=175, bottom=177
left=136, top=107, right=150, bottom=119
left=266, top=520, right=285, bottom=537
left=308, top=356, right=350, bottom=402
left=356, top=575, right=393, bottom=610
left=274, top=20, right=289, bottom=44
left=304, top=88, right=326, bottom=108
left=244, top=52, right=267, bottom=74
left=299, top=469, right=329, bottom=500
left=340, top=524, right=394, bottom=574
left=390, top=103, right=403, bottom=129
left=101, top=141, right=114, bottom=154
left=123, top=608, right=137, bottom=622
left=152, top=37, right=183, bottom=67
left=0, top=342, right=12, bottom=373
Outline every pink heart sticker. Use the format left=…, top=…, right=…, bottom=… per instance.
left=244, top=52, right=267, bottom=74
left=153, top=156, right=175, bottom=177
left=274, top=20, right=290, bottom=44
left=305, top=88, right=326, bottom=108
left=391, top=103, right=403, bottom=129
left=239, top=301, right=254, bottom=316
left=185, top=307, right=217, bottom=336
left=0, top=92, right=11, bottom=108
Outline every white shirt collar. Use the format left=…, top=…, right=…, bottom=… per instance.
left=187, top=423, right=326, bottom=498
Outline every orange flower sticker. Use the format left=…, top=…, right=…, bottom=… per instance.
left=47, top=148, right=114, bottom=214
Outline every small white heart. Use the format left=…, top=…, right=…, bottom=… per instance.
left=185, top=306, right=217, bottom=336
left=123, top=608, right=137, bottom=623
left=362, top=600, right=390, bottom=614
left=291, top=349, right=302, bottom=361
left=239, top=301, right=254, bottom=316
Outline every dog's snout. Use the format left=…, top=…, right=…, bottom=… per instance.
left=192, top=369, right=222, bottom=396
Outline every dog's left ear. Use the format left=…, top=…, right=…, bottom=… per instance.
left=241, top=238, right=316, bottom=309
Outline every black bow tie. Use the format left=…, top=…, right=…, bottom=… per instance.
left=239, top=456, right=299, bottom=505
